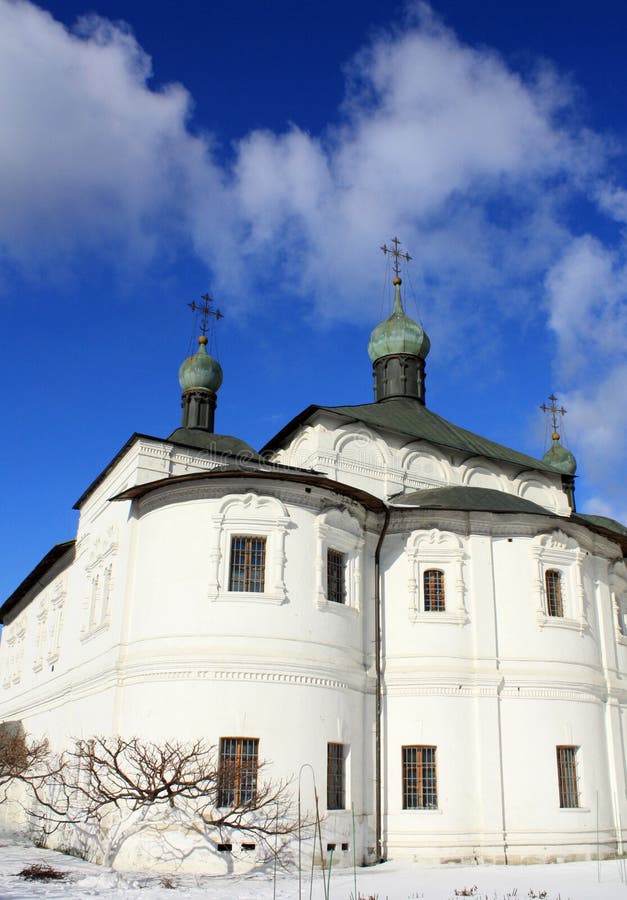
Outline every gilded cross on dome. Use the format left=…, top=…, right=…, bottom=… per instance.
left=381, top=236, right=412, bottom=279
left=188, top=293, right=224, bottom=337
left=540, top=393, right=567, bottom=436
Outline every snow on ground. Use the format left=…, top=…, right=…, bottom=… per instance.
left=0, top=831, right=625, bottom=900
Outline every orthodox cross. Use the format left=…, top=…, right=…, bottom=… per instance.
left=540, top=393, right=567, bottom=434
left=188, top=293, right=224, bottom=336
left=381, top=236, right=412, bottom=278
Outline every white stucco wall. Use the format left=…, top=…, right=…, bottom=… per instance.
left=1, top=428, right=624, bottom=870
left=272, top=413, right=571, bottom=515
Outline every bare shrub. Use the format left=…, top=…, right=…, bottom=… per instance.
left=18, top=862, right=66, bottom=881
left=0, top=721, right=50, bottom=794
left=28, top=735, right=300, bottom=868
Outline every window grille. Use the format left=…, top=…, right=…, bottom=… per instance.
left=327, top=549, right=346, bottom=604
left=218, top=737, right=259, bottom=807
left=545, top=569, right=564, bottom=617
left=423, top=569, right=445, bottom=612
left=402, top=745, right=437, bottom=809
left=556, top=745, right=580, bottom=808
left=327, top=742, right=345, bottom=809
left=229, top=537, right=266, bottom=592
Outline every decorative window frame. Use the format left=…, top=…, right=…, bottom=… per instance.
left=2, top=627, right=15, bottom=689
left=406, top=529, right=468, bottom=625
left=47, top=580, right=66, bottom=665
left=81, top=527, right=118, bottom=641
left=208, top=493, right=291, bottom=605
left=314, top=508, right=363, bottom=614
left=532, top=531, right=586, bottom=633
left=33, top=598, right=49, bottom=673
left=610, top=561, right=627, bottom=643
left=3, top=617, right=27, bottom=688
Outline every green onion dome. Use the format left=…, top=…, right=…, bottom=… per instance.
left=178, top=336, right=223, bottom=393
left=542, top=433, right=577, bottom=475
left=368, top=278, right=430, bottom=363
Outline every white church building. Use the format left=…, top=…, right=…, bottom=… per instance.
left=1, top=263, right=626, bottom=870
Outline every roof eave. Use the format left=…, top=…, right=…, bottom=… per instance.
left=110, top=468, right=386, bottom=514
left=1, top=540, right=76, bottom=623
left=73, top=432, right=151, bottom=510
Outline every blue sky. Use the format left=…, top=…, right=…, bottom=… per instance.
left=1, top=0, right=626, bottom=598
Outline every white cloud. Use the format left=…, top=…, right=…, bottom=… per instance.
left=543, top=236, right=627, bottom=522
left=545, top=236, right=627, bottom=377
left=562, top=363, right=627, bottom=521
left=0, top=0, right=214, bottom=267
left=0, top=0, right=603, bottom=306
left=0, top=0, right=625, bottom=519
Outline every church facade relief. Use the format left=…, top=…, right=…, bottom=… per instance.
left=207, top=493, right=291, bottom=604
left=405, top=528, right=468, bottom=625
left=80, top=527, right=118, bottom=640
left=532, top=530, right=587, bottom=632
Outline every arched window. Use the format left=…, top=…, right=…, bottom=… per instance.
left=545, top=569, right=564, bottom=617
left=423, top=569, right=445, bottom=612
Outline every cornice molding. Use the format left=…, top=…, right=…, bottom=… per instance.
left=137, top=479, right=372, bottom=527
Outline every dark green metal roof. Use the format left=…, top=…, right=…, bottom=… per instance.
left=391, top=485, right=551, bottom=515
left=111, top=468, right=386, bottom=513
left=576, top=514, right=627, bottom=538
left=168, top=428, right=260, bottom=460
left=262, top=397, right=557, bottom=475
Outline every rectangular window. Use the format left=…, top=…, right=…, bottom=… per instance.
left=327, top=742, right=346, bottom=810
left=402, top=745, right=437, bottom=809
left=423, top=569, right=445, bottom=612
left=556, top=745, right=580, bottom=808
left=545, top=569, right=564, bottom=617
left=218, top=737, right=259, bottom=807
left=327, top=549, right=346, bottom=604
left=229, top=537, right=266, bottom=592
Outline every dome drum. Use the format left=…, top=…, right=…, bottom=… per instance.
left=373, top=353, right=425, bottom=403
left=181, top=388, right=218, bottom=431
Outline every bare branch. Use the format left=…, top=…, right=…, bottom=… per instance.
left=23, top=735, right=302, bottom=869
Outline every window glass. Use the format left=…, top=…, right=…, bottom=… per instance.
left=423, top=569, right=445, bottom=612
left=545, top=569, right=564, bottom=617
left=327, top=549, right=346, bottom=604
left=327, top=742, right=345, bottom=810
left=556, top=745, right=580, bottom=808
left=218, top=737, right=259, bottom=806
left=229, top=537, right=266, bottom=592
left=402, top=745, right=437, bottom=809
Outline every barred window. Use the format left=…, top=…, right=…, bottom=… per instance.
left=229, top=537, right=266, bottom=592
left=218, top=737, right=259, bottom=807
left=402, top=745, right=437, bottom=809
left=556, top=745, right=580, bottom=808
left=327, top=549, right=346, bottom=604
left=423, top=569, right=445, bottom=612
left=545, top=569, right=564, bottom=617
left=327, top=743, right=346, bottom=810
